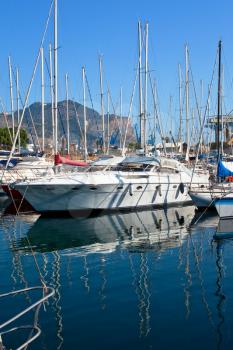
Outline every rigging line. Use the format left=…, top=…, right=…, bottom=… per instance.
left=148, top=72, right=166, bottom=154
left=190, top=48, right=218, bottom=184
left=11, top=67, right=41, bottom=151
left=107, top=86, right=123, bottom=140
left=122, top=64, right=139, bottom=152
left=44, top=54, right=66, bottom=138
left=189, top=62, right=202, bottom=127
left=85, top=72, right=101, bottom=136
left=71, top=99, right=84, bottom=142
left=6, top=0, right=54, bottom=169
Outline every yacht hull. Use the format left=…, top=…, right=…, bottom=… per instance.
left=189, top=189, right=213, bottom=208
left=14, top=172, right=193, bottom=214
left=215, top=196, right=233, bottom=218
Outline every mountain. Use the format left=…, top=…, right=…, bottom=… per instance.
left=1, top=100, right=135, bottom=150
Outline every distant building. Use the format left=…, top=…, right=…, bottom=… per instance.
left=207, top=115, right=233, bottom=143
left=155, top=142, right=183, bottom=153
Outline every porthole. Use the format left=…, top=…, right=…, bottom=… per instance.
left=136, top=185, right=143, bottom=190
left=89, top=186, right=97, bottom=190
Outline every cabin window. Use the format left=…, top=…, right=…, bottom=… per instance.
left=136, top=186, right=143, bottom=190
left=89, top=186, right=97, bottom=190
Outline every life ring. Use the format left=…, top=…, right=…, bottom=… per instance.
left=226, top=176, right=233, bottom=182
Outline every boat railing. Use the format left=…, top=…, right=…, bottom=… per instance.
left=0, top=286, right=54, bottom=350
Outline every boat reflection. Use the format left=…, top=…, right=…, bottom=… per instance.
left=214, top=218, right=233, bottom=240
left=13, top=205, right=196, bottom=254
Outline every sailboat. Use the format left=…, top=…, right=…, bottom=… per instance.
left=189, top=40, right=233, bottom=210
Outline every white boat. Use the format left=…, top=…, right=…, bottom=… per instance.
left=215, top=192, right=233, bottom=218
left=13, top=156, right=209, bottom=214
left=0, top=156, right=54, bottom=196
left=189, top=182, right=233, bottom=208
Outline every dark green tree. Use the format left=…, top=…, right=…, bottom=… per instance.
left=0, top=128, right=28, bottom=149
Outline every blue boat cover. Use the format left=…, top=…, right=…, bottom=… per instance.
left=217, top=160, right=233, bottom=178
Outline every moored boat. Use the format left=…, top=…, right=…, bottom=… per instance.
left=12, top=156, right=209, bottom=215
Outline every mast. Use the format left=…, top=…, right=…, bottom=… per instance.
left=138, top=21, right=144, bottom=150
left=221, top=64, right=224, bottom=156
left=40, top=47, right=45, bottom=151
left=65, top=73, right=70, bottom=154
left=153, top=79, right=156, bottom=148
left=99, top=56, right=105, bottom=153
left=199, top=79, right=203, bottom=153
left=8, top=56, right=15, bottom=140
left=143, top=22, right=148, bottom=154
left=178, top=63, right=183, bottom=149
left=54, top=0, right=58, bottom=154
left=185, top=45, right=190, bottom=160
left=169, top=95, right=173, bottom=136
left=120, top=87, right=123, bottom=149
left=49, top=43, right=55, bottom=152
left=107, top=88, right=110, bottom=154
left=16, top=68, right=21, bottom=153
left=82, top=67, right=87, bottom=162
left=217, top=40, right=222, bottom=164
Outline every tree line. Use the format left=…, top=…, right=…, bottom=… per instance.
left=0, top=128, right=28, bottom=149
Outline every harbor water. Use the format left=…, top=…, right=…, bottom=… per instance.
left=1, top=198, right=233, bottom=349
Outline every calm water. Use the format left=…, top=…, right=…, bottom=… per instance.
left=0, top=198, right=233, bottom=349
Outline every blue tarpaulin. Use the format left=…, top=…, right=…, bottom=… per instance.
left=217, top=160, right=233, bottom=178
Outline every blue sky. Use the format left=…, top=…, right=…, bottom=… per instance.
left=0, top=0, right=233, bottom=138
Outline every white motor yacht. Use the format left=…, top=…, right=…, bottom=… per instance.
left=13, top=156, right=209, bottom=214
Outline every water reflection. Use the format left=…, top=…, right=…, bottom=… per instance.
left=12, top=205, right=196, bottom=254
left=215, top=241, right=226, bottom=350
left=5, top=204, right=233, bottom=348
left=214, top=218, right=233, bottom=240
left=10, top=206, right=195, bottom=342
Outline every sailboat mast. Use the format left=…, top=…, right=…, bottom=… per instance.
left=40, top=47, right=45, bottom=152
left=185, top=45, right=189, bottom=159
left=8, top=56, right=15, bottom=140
left=49, top=43, right=55, bottom=152
left=107, top=88, right=110, bottom=154
left=99, top=56, right=105, bottom=153
left=120, top=87, right=122, bottom=149
left=54, top=0, right=58, bottom=154
left=221, top=64, right=224, bottom=156
left=143, top=22, right=148, bottom=154
left=217, top=40, right=222, bottom=163
left=16, top=68, right=21, bottom=153
left=178, top=63, right=182, bottom=146
left=82, top=67, right=87, bottom=162
left=199, top=79, right=203, bottom=153
left=138, top=21, right=144, bottom=150
left=65, top=73, right=70, bottom=154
